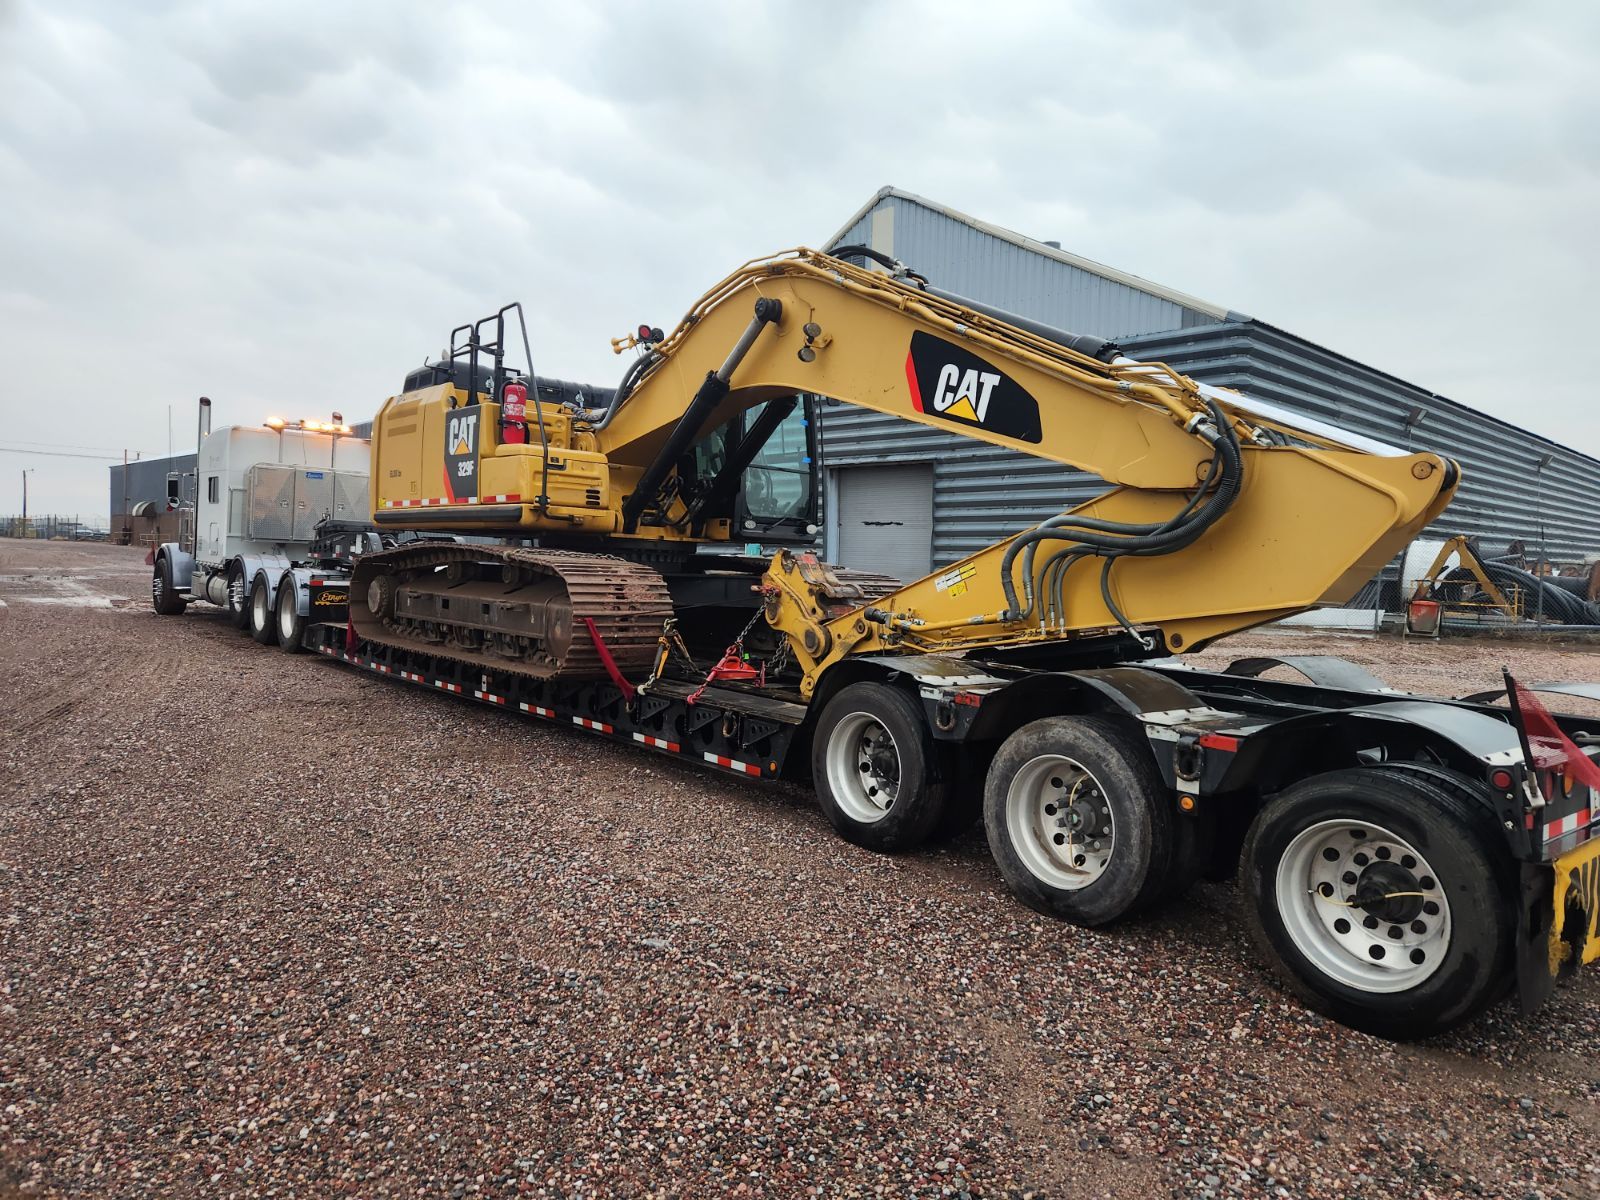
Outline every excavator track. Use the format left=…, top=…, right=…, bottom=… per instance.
left=349, top=544, right=674, bottom=682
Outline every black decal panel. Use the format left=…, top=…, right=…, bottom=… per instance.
left=904, top=331, right=1041, bottom=443
left=444, top=409, right=481, bottom=502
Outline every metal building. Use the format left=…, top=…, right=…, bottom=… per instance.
left=820, top=186, right=1600, bottom=581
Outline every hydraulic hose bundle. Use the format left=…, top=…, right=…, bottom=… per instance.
left=997, top=399, right=1246, bottom=647
left=1446, top=558, right=1600, bottom=625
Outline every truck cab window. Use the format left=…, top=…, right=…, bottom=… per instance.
left=207, top=476, right=219, bottom=504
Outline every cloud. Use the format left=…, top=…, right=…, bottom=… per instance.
left=1, top=0, right=1596, bottom=515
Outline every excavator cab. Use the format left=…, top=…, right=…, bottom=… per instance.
left=685, top=397, right=819, bottom=547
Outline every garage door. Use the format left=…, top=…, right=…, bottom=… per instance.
left=834, top=464, right=935, bottom=582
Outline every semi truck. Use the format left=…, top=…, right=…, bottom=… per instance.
left=151, top=247, right=1600, bottom=1039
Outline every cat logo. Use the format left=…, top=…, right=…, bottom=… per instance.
left=444, top=409, right=480, bottom=501
left=931, top=365, right=1001, bottom=423
left=447, top=412, right=479, bottom=456
left=904, top=331, right=1041, bottom=443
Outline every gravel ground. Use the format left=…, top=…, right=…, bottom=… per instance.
left=2, top=541, right=1597, bottom=1199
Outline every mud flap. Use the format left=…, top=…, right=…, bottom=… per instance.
left=1516, top=862, right=1557, bottom=1016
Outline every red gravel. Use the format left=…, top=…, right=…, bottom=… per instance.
left=2, top=542, right=1596, bottom=1198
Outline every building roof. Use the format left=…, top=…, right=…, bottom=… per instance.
left=825, top=186, right=1237, bottom=323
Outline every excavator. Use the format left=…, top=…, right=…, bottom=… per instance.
left=357, top=246, right=1454, bottom=688
left=215, top=245, right=1597, bottom=1039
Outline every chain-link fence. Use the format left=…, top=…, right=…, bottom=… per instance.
left=0, top=515, right=112, bottom=540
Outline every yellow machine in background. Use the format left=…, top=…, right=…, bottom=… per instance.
left=359, top=248, right=1455, bottom=693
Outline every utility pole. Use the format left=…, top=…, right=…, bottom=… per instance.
left=21, top=467, right=34, bottom=538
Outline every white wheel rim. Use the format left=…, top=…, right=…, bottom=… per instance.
left=278, top=590, right=297, bottom=640
left=1275, top=818, right=1451, bottom=993
left=1005, top=754, right=1114, bottom=890
left=825, top=711, right=900, bottom=824
left=252, top=584, right=269, bottom=629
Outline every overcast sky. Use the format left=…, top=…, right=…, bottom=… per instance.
left=2, top=0, right=1597, bottom=518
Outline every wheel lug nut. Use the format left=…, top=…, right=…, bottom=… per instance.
left=1410, top=920, right=1426, bottom=934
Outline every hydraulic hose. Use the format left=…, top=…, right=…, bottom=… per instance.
left=995, top=401, right=1244, bottom=641
left=1446, top=560, right=1600, bottom=625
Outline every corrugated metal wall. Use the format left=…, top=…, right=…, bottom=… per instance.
left=109, top=454, right=196, bottom=515
left=832, top=197, right=1212, bottom=341
left=819, top=193, right=1600, bottom=569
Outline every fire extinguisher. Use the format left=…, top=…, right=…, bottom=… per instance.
left=501, top=380, right=528, bottom=446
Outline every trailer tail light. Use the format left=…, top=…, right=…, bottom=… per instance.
left=1490, top=768, right=1514, bottom=790
left=501, top=381, right=528, bottom=445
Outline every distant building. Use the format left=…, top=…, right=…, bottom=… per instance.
left=819, top=186, right=1600, bottom=580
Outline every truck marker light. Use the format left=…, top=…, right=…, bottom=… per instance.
left=1197, top=733, right=1239, bottom=752
left=1491, top=768, right=1514, bottom=790
left=1179, top=795, right=1197, bottom=812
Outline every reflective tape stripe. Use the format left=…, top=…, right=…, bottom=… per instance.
left=633, top=733, right=681, bottom=753
left=703, top=752, right=762, bottom=777
left=1545, top=808, right=1594, bottom=841
left=573, top=716, right=613, bottom=733
left=384, top=495, right=524, bottom=509
left=519, top=702, right=557, bottom=718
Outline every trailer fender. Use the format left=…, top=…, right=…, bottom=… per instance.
left=274, top=567, right=318, bottom=619
left=1455, top=680, right=1600, bottom=706
left=1225, top=654, right=1395, bottom=693
left=249, top=567, right=281, bottom=611
left=946, top=664, right=1216, bottom=749
left=236, top=553, right=292, bottom=594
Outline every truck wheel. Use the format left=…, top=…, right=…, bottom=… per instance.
left=226, top=563, right=250, bottom=630
left=1240, top=767, right=1514, bottom=1039
left=812, top=682, right=949, bottom=852
left=151, top=554, right=186, bottom=616
left=248, top=576, right=277, bottom=645
left=276, top=576, right=306, bottom=654
left=984, top=715, right=1173, bottom=926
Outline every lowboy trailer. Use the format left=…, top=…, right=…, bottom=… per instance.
left=167, top=549, right=1600, bottom=1042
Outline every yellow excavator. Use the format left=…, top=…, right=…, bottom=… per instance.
left=318, top=246, right=1599, bottom=1039
left=359, top=247, right=1453, bottom=686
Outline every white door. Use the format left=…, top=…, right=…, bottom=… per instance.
left=834, top=464, right=935, bottom=582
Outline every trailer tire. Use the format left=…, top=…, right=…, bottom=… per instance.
left=1241, top=767, right=1515, bottom=1039
left=249, top=575, right=277, bottom=645
left=812, top=682, right=950, bottom=852
left=151, top=554, right=186, bottom=616
left=984, top=715, right=1173, bottom=926
left=225, top=563, right=250, bottom=630
left=275, top=575, right=306, bottom=654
